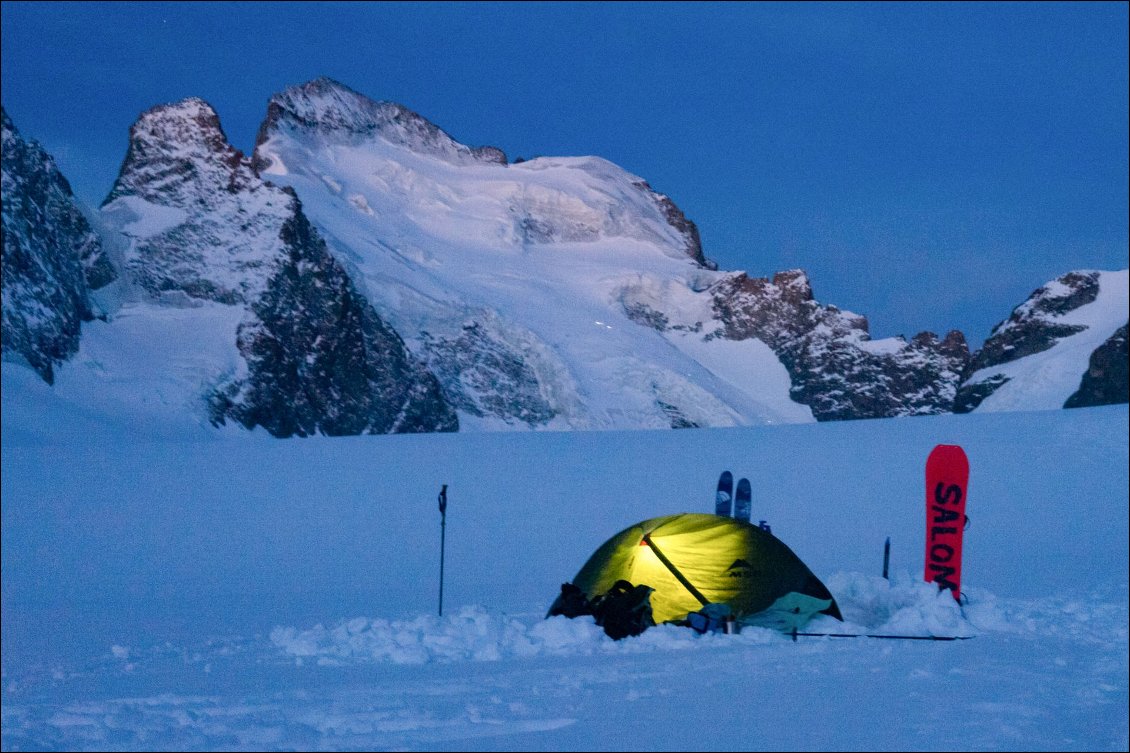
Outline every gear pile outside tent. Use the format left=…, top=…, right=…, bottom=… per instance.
left=549, top=513, right=842, bottom=638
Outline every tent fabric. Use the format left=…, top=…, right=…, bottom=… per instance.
left=555, top=513, right=842, bottom=629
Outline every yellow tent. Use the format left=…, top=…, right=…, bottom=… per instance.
left=552, top=513, right=842, bottom=631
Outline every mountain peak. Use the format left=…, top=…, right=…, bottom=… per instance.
left=105, top=97, right=247, bottom=207
left=254, top=78, right=506, bottom=167
left=141, top=96, right=216, bottom=121
left=263, top=77, right=388, bottom=134
left=771, top=269, right=813, bottom=301
left=132, top=97, right=234, bottom=155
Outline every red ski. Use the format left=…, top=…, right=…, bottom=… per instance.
left=924, top=444, right=969, bottom=601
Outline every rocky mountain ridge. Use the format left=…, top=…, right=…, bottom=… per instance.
left=2, top=81, right=1125, bottom=435
left=703, top=270, right=971, bottom=420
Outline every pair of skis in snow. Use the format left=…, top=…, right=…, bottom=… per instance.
left=714, top=471, right=769, bottom=531
left=714, top=471, right=744, bottom=520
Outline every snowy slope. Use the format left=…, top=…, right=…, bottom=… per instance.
left=960, top=269, right=1129, bottom=412
left=3, top=365, right=1127, bottom=751
left=253, top=78, right=813, bottom=430
left=1, top=302, right=259, bottom=439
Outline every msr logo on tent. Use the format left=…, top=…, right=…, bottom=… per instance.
left=725, top=559, right=754, bottom=578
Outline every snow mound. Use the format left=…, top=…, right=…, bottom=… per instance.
left=823, top=571, right=976, bottom=637
left=269, top=606, right=780, bottom=666
left=271, top=572, right=1130, bottom=669
left=269, top=574, right=1037, bottom=666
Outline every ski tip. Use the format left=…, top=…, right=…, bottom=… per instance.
left=715, top=471, right=734, bottom=517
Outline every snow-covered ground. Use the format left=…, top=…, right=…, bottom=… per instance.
left=2, top=365, right=1127, bottom=751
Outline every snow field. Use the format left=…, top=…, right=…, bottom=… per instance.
left=2, top=380, right=1126, bottom=750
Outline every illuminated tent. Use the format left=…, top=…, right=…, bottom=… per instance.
left=550, top=513, right=842, bottom=631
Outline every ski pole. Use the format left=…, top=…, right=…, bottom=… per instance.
left=438, top=484, right=448, bottom=617
left=882, top=537, right=890, bottom=580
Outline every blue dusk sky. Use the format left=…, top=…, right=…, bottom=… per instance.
left=2, top=1, right=1126, bottom=347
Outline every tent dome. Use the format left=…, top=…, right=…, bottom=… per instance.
left=552, top=513, right=841, bottom=630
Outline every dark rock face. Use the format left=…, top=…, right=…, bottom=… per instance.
left=420, top=321, right=555, bottom=426
left=632, top=180, right=714, bottom=270
left=211, top=211, right=456, bottom=436
left=657, top=399, right=700, bottom=429
left=104, top=97, right=457, bottom=437
left=954, top=271, right=1108, bottom=413
left=471, top=145, right=508, bottom=165
left=709, top=269, right=829, bottom=349
left=2, top=107, right=115, bottom=384
left=622, top=300, right=673, bottom=332
left=707, top=270, right=970, bottom=420
left=952, top=374, right=1009, bottom=414
left=1064, top=324, right=1128, bottom=409
left=105, top=98, right=249, bottom=209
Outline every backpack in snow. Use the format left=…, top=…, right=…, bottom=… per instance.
left=547, top=582, right=593, bottom=619
left=590, top=580, right=656, bottom=640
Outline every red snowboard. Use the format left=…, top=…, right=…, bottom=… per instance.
left=924, top=444, right=969, bottom=601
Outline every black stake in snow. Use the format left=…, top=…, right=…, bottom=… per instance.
left=882, top=537, right=891, bottom=580
left=791, top=630, right=972, bottom=642
left=438, top=484, right=448, bottom=617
